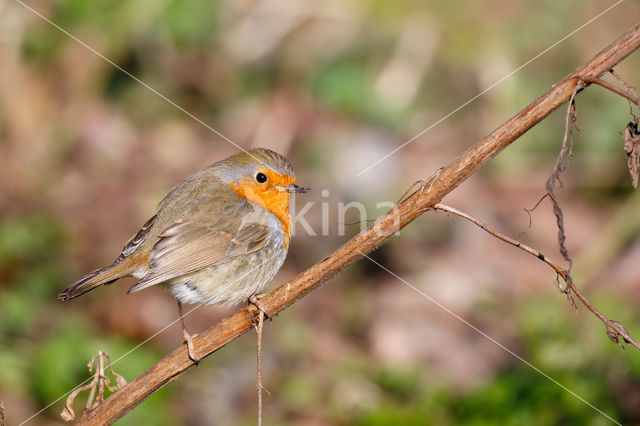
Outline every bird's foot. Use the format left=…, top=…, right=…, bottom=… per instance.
left=248, top=294, right=271, bottom=324
left=182, top=329, right=201, bottom=364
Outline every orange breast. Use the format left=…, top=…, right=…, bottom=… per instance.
left=229, top=171, right=294, bottom=249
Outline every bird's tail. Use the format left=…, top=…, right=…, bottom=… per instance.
left=58, top=261, right=132, bottom=301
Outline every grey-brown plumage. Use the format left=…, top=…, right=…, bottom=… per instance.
left=58, top=148, right=305, bottom=306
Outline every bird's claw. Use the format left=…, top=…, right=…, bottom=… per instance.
left=182, top=329, right=200, bottom=364
left=248, top=294, right=271, bottom=324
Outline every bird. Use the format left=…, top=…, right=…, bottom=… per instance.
left=58, top=148, right=308, bottom=361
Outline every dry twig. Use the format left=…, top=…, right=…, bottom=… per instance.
left=580, top=72, right=640, bottom=188
left=623, top=118, right=640, bottom=189
left=255, top=310, right=267, bottom=426
left=60, top=352, right=126, bottom=422
left=76, top=23, right=640, bottom=426
left=432, top=203, right=640, bottom=350
left=610, top=69, right=640, bottom=114
left=539, top=81, right=581, bottom=279
left=581, top=76, right=640, bottom=105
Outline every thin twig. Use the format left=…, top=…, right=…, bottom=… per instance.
left=433, top=203, right=640, bottom=350
left=395, top=180, right=428, bottom=205
left=256, top=310, right=265, bottom=426
left=76, top=23, right=640, bottom=425
left=581, top=76, right=640, bottom=105
left=546, top=80, right=581, bottom=273
left=433, top=204, right=564, bottom=276
left=609, top=69, right=640, bottom=115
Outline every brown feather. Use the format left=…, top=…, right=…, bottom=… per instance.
left=58, top=148, right=297, bottom=303
left=127, top=222, right=269, bottom=293
left=57, top=215, right=159, bottom=300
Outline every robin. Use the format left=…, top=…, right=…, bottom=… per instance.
left=58, top=148, right=308, bottom=362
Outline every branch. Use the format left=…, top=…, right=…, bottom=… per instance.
left=432, top=203, right=640, bottom=350
left=77, top=23, right=640, bottom=425
left=581, top=76, right=640, bottom=105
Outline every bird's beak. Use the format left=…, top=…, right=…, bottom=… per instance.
left=279, top=184, right=309, bottom=193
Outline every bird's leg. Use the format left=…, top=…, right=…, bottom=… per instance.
left=256, top=309, right=266, bottom=426
left=248, top=294, right=271, bottom=322
left=177, top=301, right=200, bottom=364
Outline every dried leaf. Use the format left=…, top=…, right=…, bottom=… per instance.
left=61, top=383, right=92, bottom=422
left=623, top=120, right=640, bottom=189
left=606, top=322, right=622, bottom=346
left=1, top=401, right=5, bottom=426
left=107, top=354, right=128, bottom=389
left=60, top=405, right=75, bottom=422
left=605, top=319, right=640, bottom=350
left=114, top=372, right=128, bottom=389
left=58, top=351, right=128, bottom=422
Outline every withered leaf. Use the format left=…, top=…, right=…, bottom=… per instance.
left=60, top=405, right=75, bottom=422
left=59, top=351, right=127, bottom=422
left=623, top=120, right=640, bottom=189
left=606, top=319, right=637, bottom=349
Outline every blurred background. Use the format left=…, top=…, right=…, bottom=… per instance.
left=1, top=0, right=640, bottom=424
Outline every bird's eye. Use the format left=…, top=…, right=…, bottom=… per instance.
left=255, top=172, right=267, bottom=183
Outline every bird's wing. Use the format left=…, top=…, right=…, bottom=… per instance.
left=127, top=221, right=269, bottom=293
left=116, top=214, right=158, bottom=261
